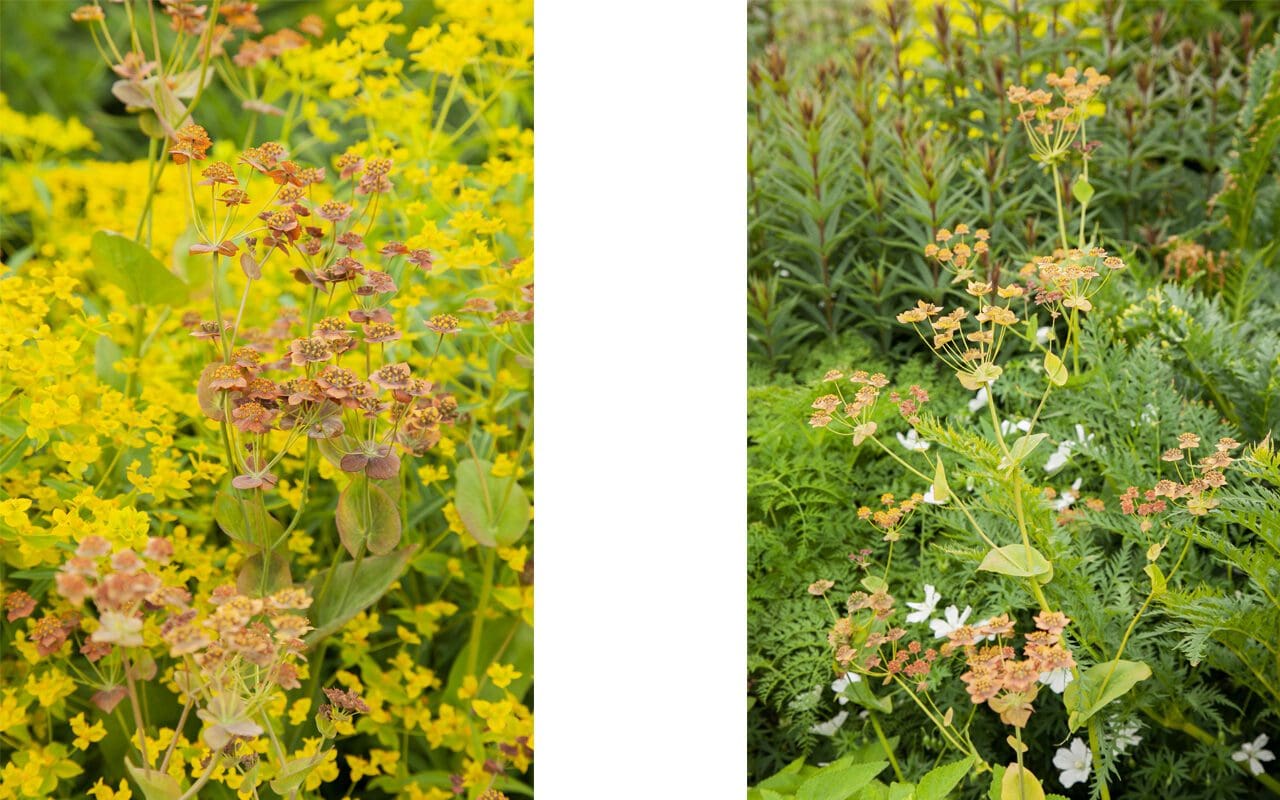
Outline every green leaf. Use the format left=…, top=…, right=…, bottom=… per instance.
left=236, top=550, right=291, bottom=595
left=999, top=764, right=1044, bottom=800
left=978, top=545, right=1052, bottom=581
left=916, top=756, right=975, bottom=800
left=1043, top=351, right=1068, bottom=386
left=1071, top=174, right=1094, bottom=206
left=455, top=458, right=530, bottom=547
left=1144, top=563, right=1167, bottom=596
left=797, top=761, right=886, bottom=800
left=269, top=753, right=325, bottom=795
left=125, top=760, right=182, bottom=800
left=1064, top=659, right=1151, bottom=731
left=306, top=546, right=417, bottom=643
left=861, top=575, right=888, bottom=593
left=214, top=490, right=281, bottom=546
left=844, top=677, right=892, bottom=714
left=987, top=765, right=1005, bottom=800
left=957, top=363, right=1003, bottom=391
left=90, top=230, right=190, bottom=306
left=95, top=335, right=126, bottom=391
left=1002, top=433, right=1049, bottom=470
left=887, top=783, right=915, bottom=800
left=336, top=475, right=402, bottom=557
left=932, top=456, right=951, bottom=503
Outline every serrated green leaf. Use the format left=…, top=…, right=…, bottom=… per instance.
left=797, top=762, right=887, bottom=800
left=916, top=756, right=975, bottom=800
left=90, top=231, right=190, bottom=306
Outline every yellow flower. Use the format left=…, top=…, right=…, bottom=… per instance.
left=70, top=712, right=107, bottom=749
left=87, top=778, right=132, bottom=800
left=486, top=663, right=522, bottom=689
left=53, top=437, right=102, bottom=477
left=25, top=667, right=75, bottom=707
left=0, top=690, right=28, bottom=732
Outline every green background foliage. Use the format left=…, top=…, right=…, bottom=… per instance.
left=748, top=1, right=1280, bottom=797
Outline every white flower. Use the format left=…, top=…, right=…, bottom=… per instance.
left=968, top=387, right=988, bottom=413
left=1036, top=326, right=1053, bottom=345
left=905, top=585, right=941, bottom=624
left=1000, top=418, right=1032, bottom=437
left=1053, top=738, right=1092, bottom=788
left=831, top=672, right=860, bottom=705
left=1038, top=667, right=1075, bottom=694
left=810, top=710, right=849, bottom=736
left=1051, top=477, right=1084, bottom=512
left=1233, top=734, right=1275, bottom=776
left=91, top=611, right=144, bottom=647
left=922, top=486, right=947, bottom=505
left=930, top=605, right=972, bottom=639
left=1113, top=721, right=1142, bottom=755
left=789, top=684, right=822, bottom=711
left=897, top=428, right=930, bottom=452
left=971, top=618, right=997, bottom=642
left=1045, top=426, right=1093, bottom=473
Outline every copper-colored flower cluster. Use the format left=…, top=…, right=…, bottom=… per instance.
left=945, top=611, right=1075, bottom=728
left=1018, top=246, right=1127, bottom=317
left=1120, top=434, right=1239, bottom=527
left=856, top=493, right=924, bottom=542
left=827, top=589, right=940, bottom=692
left=808, top=369, right=889, bottom=444
left=904, top=227, right=1030, bottom=389
left=178, top=128, right=460, bottom=490
left=1007, top=67, right=1110, bottom=142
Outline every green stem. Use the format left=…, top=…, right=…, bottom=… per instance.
left=466, top=548, right=497, bottom=676
left=1050, top=162, right=1069, bottom=251
left=869, top=712, right=905, bottom=782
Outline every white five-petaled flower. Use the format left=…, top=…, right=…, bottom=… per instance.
left=1233, top=734, right=1275, bottom=775
left=1000, top=418, right=1032, bottom=437
left=810, top=710, right=849, bottom=736
left=1046, top=424, right=1094, bottom=473
left=831, top=672, right=861, bottom=705
left=1038, top=667, right=1075, bottom=694
left=1113, top=721, right=1143, bottom=755
left=1053, top=737, right=1092, bottom=788
left=929, top=605, right=972, bottom=639
left=1052, top=477, right=1084, bottom=512
left=897, top=428, right=930, bottom=452
left=904, top=585, right=941, bottom=624
left=968, top=387, right=988, bottom=413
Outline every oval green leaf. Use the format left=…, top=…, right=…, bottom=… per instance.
left=978, top=544, right=1052, bottom=580
left=455, top=458, right=530, bottom=547
left=90, top=230, right=190, bottom=306
left=1044, top=351, right=1068, bottom=386
left=336, top=475, right=402, bottom=557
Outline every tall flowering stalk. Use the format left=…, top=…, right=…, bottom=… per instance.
left=809, top=68, right=1263, bottom=799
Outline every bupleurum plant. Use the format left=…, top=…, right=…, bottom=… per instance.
left=0, top=1, right=533, bottom=798
left=807, top=67, right=1275, bottom=799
